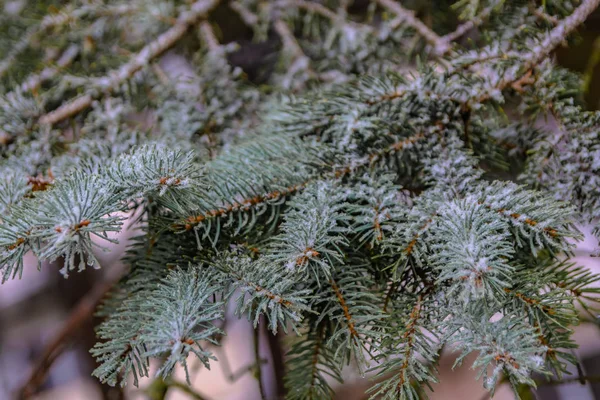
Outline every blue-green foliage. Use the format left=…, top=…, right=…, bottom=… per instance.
left=1, top=0, right=600, bottom=399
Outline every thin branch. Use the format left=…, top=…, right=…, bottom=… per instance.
left=199, top=21, right=221, bottom=52
left=330, top=278, right=359, bottom=338
left=285, top=0, right=338, bottom=21
left=273, top=19, right=307, bottom=62
left=19, top=45, right=80, bottom=94
left=253, top=327, right=267, bottom=400
left=532, top=7, right=560, bottom=26
left=168, top=380, right=210, bottom=400
left=375, top=0, right=450, bottom=55
left=442, top=1, right=498, bottom=43
left=265, top=326, right=286, bottom=398
left=394, top=296, right=423, bottom=393
left=499, top=0, right=600, bottom=95
left=18, top=274, right=121, bottom=399
left=229, top=1, right=259, bottom=26
left=38, top=0, right=221, bottom=126
left=180, top=132, right=427, bottom=231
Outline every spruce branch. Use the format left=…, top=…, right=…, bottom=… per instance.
left=284, top=324, right=342, bottom=399
left=370, top=295, right=439, bottom=400
left=0, top=3, right=134, bottom=78
left=38, top=0, right=221, bottom=126
left=3, top=1, right=600, bottom=399
left=199, top=21, right=221, bottom=52
left=441, top=1, right=499, bottom=43
left=375, top=0, right=450, bottom=55
left=18, top=45, right=80, bottom=94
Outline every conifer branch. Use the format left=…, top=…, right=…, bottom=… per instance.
left=481, top=0, right=600, bottom=101
left=19, top=45, right=80, bottom=94
left=0, top=3, right=136, bottom=79
left=330, top=278, right=359, bottom=339
left=285, top=0, right=339, bottom=21
left=38, top=0, right=221, bottom=126
left=441, top=1, right=497, bottom=43
left=199, top=21, right=221, bottom=52
left=3, top=0, right=600, bottom=398
left=375, top=0, right=450, bottom=55
left=395, top=296, right=422, bottom=391
left=229, top=1, right=259, bottom=26
left=179, top=132, right=426, bottom=232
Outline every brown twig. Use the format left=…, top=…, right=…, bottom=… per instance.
left=394, top=296, right=422, bottom=393
left=38, top=0, right=221, bottom=126
left=18, top=275, right=121, bottom=399
left=330, top=278, right=359, bottom=338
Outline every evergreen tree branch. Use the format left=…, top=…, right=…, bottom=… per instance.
left=199, top=21, right=221, bottom=52
left=0, top=3, right=134, bottom=78
left=441, top=1, right=498, bottom=43
left=375, top=0, right=450, bottom=55
left=18, top=44, right=80, bottom=94
left=284, top=0, right=339, bottom=21
left=475, top=0, right=600, bottom=104
left=38, top=0, right=221, bottom=126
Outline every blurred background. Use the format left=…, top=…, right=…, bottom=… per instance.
left=3, top=1, right=600, bottom=399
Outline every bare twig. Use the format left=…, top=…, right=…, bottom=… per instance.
left=18, top=275, right=120, bottom=399
left=253, top=326, right=267, bottom=400
left=524, top=0, right=600, bottom=70
left=39, top=0, right=221, bottom=126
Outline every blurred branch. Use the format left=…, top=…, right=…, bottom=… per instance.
left=479, top=374, right=600, bottom=400
left=442, top=1, right=498, bottom=43
left=253, top=326, right=267, bottom=400
left=583, top=37, right=600, bottom=94
left=38, top=0, right=221, bottom=126
left=145, top=377, right=210, bottom=400
left=169, top=380, right=209, bottom=400
left=199, top=21, right=221, bottom=52
left=375, top=0, right=450, bottom=55
left=17, top=275, right=120, bottom=399
left=19, top=45, right=80, bottom=94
